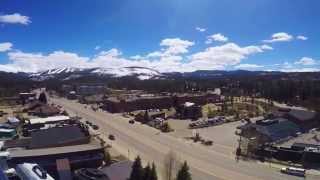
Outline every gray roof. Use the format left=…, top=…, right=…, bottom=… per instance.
left=241, top=118, right=301, bottom=141
left=288, top=109, right=316, bottom=121
left=29, top=125, right=88, bottom=149
left=101, top=161, right=133, bottom=180
left=8, top=139, right=103, bottom=158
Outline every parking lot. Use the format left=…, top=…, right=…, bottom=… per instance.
left=168, top=119, right=242, bottom=155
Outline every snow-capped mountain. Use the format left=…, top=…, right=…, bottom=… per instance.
left=28, top=66, right=287, bottom=81
left=29, top=66, right=165, bottom=81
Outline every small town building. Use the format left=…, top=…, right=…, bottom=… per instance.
left=79, top=94, right=105, bottom=104
left=7, top=117, right=20, bottom=126
left=271, top=108, right=318, bottom=130
left=134, top=110, right=166, bottom=124
left=23, top=102, right=61, bottom=117
left=239, top=118, right=301, bottom=145
left=76, top=84, right=106, bottom=96
left=3, top=124, right=90, bottom=150
left=56, top=158, right=72, bottom=180
left=67, top=91, right=77, bottom=100
left=6, top=139, right=105, bottom=177
left=176, top=102, right=202, bottom=120
left=19, top=93, right=36, bottom=105
left=0, top=129, right=16, bottom=139
left=100, top=160, right=133, bottom=180
left=103, top=95, right=173, bottom=113
left=27, top=115, right=70, bottom=126
left=102, top=92, right=222, bottom=113
left=74, top=168, right=110, bottom=180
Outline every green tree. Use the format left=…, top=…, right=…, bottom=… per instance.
left=38, top=92, right=48, bottom=104
left=150, top=163, right=158, bottom=180
left=143, top=110, right=150, bottom=123
left=176, top=161, right=192, bottom=180
left=129, top=156, right=144, bottom=180
left=143, top=164, right=151, bottom=180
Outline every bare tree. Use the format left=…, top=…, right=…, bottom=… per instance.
left=163, top=150, right=181, bottom=180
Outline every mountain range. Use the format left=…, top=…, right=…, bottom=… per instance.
left=1, top=66, right=319, bottom=82
left=26, top=66, right=287, bottom=81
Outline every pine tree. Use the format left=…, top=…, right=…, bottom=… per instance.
left=143, top=164, right=151, bottom=180
left=176, top=161, right=192, bottom=180
left=38, top=92, right=47, bottom=104
left=149, top=163, right=158, bottom=180
left=143, top=110, right=149, bottom=123
left=129, top=156, right=144, bottom=180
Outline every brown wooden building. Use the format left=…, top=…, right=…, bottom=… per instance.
left=102, top=93, right=221, bottom=113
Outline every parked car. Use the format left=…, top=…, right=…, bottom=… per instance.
left=108, top=134, right=115, bottom=140
left=203, top=140, right=213, bottom=146
left=92, top=124, right=99, bottom=130
left=85, top=121, right=92, bottom=126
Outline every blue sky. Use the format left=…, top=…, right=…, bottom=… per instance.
left=0, top=0, right=319, bottom=72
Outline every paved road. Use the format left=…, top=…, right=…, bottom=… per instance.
left=51, top=97, right=316, bottom=180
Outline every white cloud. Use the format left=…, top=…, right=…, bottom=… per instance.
left=4, top=50, right=89, bottom=72
left=0, top=13, right=31, bottom=25
left=281, top=68, right=320, bottom=72
left=0, top=64, right=19, bottom=72
left=147, top=38, right=194, bottom=58
left=260, top=44, right=273, bottom=50
left=0, top=39, right=269, bottom=73
left=294, top=57, right=316, bottom=66
left=187, top=43, right=264, bottom=71
left=96, top=48, right=122, bottom=57
left=0, top=42, right=13, bottom=52
left=296, top=35, right=308, bottom=41
left=94, top=46, right=101, bottom=50
left=206, top=33, right=228, bottom=44
left=130, top=55, right=143, bottom=60
left=263, top=32, right=293, bottom=43
left=195, top=27, right=206, bottom=32
left=159, top=38, right=195, bottom=55
left=235, top=64, right=264, bottom=69
left=282, top=61, right=293, bottom=69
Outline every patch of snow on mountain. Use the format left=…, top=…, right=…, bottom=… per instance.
left=91, top=67, right=162, bottom=79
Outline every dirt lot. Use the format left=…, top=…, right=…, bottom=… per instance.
left=168, top=119, right=242, bottom=155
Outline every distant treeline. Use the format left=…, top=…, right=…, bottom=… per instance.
left=1, top=71, right=320, bottom=111
left=0, top=72, right=35, bottom=97
left=53, top=73, right=320, bottom=110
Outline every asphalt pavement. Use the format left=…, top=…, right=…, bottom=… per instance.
left=51, top=97, right=317, bottom=180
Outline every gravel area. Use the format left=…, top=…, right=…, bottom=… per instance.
left=168, top=119, right=242, bottom=150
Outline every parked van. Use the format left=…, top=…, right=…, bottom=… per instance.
left=280, top=167, right=306, bottom=177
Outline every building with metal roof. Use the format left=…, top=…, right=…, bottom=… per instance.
left=6, top=139, right=106, bottom=177
left=3, top=124, right=90, bottom=150
left=239, top=118, right=301, bottom=144
left=100, top=161, right=133, bottom=180
left=28, top=116, right=70, bottom=125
